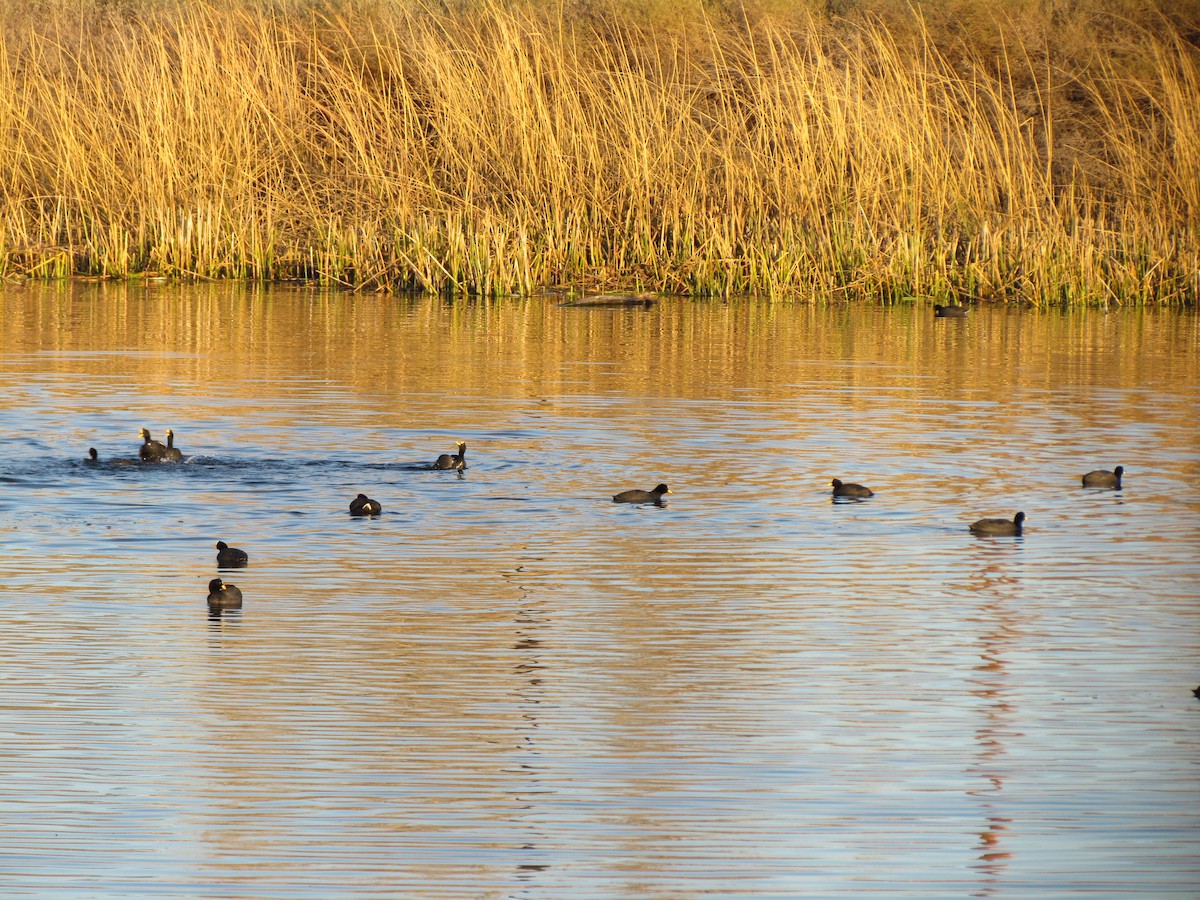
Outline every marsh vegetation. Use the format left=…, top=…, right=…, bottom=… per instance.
left=1, top=0, right=1197, bottom=302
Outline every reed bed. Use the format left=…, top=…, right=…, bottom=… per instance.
left=0, top=0, right=1197, bottom=303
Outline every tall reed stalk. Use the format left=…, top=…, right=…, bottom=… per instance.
left=0, top=0, right=1196, bottom=302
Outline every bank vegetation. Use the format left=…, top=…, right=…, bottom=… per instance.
left=1, top=0, right=1198, bottom=303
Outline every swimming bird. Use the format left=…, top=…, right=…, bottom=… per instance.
left=1082, top=465, right=1123, bottom=489
left=613, top=483, right=672, bottom=504
left=432, top=441, right=467, bottom=470
left=831, top=478, right=874, bottom=498
left=349, top=493, right=383, bottom=516
left=86, top=447, right=99, bottom=463
left=934, top=303, right=969, bottom=318
left=164, top=428, right=183, bottom=462
left=139, top=428, right=168, bottom=462
left=969, top=511, right=1026, bottom=536
left=215, top=540, right=249, bottom=568
left=207, top=578, right=243, bottom=607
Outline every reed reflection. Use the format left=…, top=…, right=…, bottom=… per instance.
left=2, top=283, right=1198, bottom=421
left=2, top=281, right=1198, bottom=897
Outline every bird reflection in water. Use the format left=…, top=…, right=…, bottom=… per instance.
left=966, top=556, right=1020, bottom=894
left=207, top=603, right=242, bottom=624
left=504, top=558, right=552, bottom=886
left=207, top=578, right=244, bottom=624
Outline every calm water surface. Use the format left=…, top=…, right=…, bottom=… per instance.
left=1, top=284, right=1198, bottom=898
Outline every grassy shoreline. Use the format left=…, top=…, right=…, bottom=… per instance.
left=1, top=0, right=1198, bottom=303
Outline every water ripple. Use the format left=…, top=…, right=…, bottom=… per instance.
left=1, top=290, right=1198, bottom=898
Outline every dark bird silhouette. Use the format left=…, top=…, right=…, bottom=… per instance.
left=970, top=511, right=1026, bottom=536
left=215, top=540, right=249, bottom=568
left=164, top=428, right=183, bottom=462
left=934, top=303, right=969, bottom=318
left=207, top=578, right=243, bottom=607
left=832, top=478, right=874, bottom=498
left=85, top=448, right=99, bottom=463
left=432, top=441, right=467, bottom=470
left=1082, top=465, right=1123, bottom=489
left=613, top=483, right=672, bottom=504
left=139, top=428, right=168, bottom=462
left=350, top=493, right=383, bottom=516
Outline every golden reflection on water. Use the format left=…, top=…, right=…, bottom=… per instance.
left=2, top=281, right=1199, bottom=897
left=3, top=281, right=1197, bottom=405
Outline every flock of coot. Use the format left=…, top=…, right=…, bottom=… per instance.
left=84, top=427, right=1128, bottom=615
left=831, top=466, right=1124, bottom=537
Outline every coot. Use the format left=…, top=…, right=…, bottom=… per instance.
left=832, top=478, right=874, bottom=498
left=139, top=428, right=168, bottom=462
left=1082, top=466, right=1123, bottom=489
left=969, top=511, right=1026, bottom=536
left=216, top=540, right=249, bottom=567
left=613, top=483, right=672, bottom=504
left=350, top=493, right=383, bottom=516
left=934, top=304, right=969, bottom=318
left=207, top=578, right=243, bottom=607
left=164, top=428, right=183, bottom=462
left=433, top=441, right=467, bottom=470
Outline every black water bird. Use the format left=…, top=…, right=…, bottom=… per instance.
left=86, top=448, right=99, bottom=463
left=432, top=441, right=467, bottom=471
left=139, top=428, right=168, bottom=462
left=934, top=304, right=970, bottom=318
left=1082, top=465, right=1123, bottom=489
left=207, top=578, right=243, bottom=607
left=832, top=478, right=874, bottom=499
left=216, top=540, right=249, bottom=568
left=969, top=511, right=1026, bottom=536
left=350, top=493, right=383, bottom=516
left=164, top=428, right=183, bottom=462
left=613, top=483, right=672, bottom=504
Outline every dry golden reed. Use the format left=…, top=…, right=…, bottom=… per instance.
left=0, top=0, right=1197, bottom=303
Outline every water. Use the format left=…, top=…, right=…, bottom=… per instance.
left=1, top=283, right=1198, bottom=898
